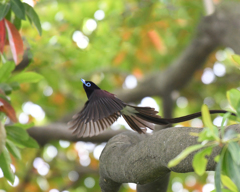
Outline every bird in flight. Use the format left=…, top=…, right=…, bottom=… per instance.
left=68, top=79, right=235, bottom=137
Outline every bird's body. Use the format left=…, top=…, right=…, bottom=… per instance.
left=68, top=79, right=236, bottom=137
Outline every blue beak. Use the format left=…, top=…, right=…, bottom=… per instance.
left=81, top=78, right=86, bottom=85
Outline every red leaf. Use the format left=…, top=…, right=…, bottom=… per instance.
left=0, top=95, right=18, bottom=122
left=4, top=19, right=24, bottom=65
left=0, top=20, right=6, bottom=53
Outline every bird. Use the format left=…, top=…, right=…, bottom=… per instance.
left=68, top=79, right=236, bottom=138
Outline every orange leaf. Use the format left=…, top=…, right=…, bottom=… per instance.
left=113, top=51, right=126, bottom=66
left=0, top=95, right=18, bottom=122
left=4, top=19, right=24, bottom=65
left=147, top=30, right=166, bottom=54
left=0, top=20, right=6, bottom=53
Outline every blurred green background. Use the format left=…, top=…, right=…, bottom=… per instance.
left=1, top=0, right=240, bottom=191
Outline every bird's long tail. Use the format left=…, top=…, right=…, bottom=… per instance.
left=129, top=105, right=236, bottom=126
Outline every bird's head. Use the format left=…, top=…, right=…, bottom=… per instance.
left=81, top=79, right=100, bottom=98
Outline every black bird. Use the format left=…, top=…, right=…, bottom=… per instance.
left=68, top=79, right=236, bottom=137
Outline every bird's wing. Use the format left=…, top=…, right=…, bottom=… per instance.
left=68, top=90, right=126, bottom=137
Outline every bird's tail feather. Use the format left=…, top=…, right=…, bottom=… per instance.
left=130, top=106, right=236, bottom=125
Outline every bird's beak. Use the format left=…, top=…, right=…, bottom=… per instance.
left=81, top=78, right=86, bottom=85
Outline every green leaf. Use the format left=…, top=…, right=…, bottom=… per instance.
left=0, top=3, right=11, bottom=20
left=10, top=0, right=25, bottom=20
left=193, top=146, right=213, bottom=176
left=0, top=122, right=6, bottom=154
left=5, top=125, right=29, bottom=141
left=9, top=82, right=20, bottom=91
left=221, top=174, right=238, bottom=192
left=13, top=15, right=21, bottom=30
left=211, top=189, right=232, bottom=192
left=13, top=122, right=34, bottom=130
left=7, top=134, right=39, bottom=149
left=221, top=112, right=231, bottom=138
left=228, top=142, right=240, bottom=165
left=223, top=129, right=238, bottom=141
left=0, top=83, right=12, bottom=95
left=168, top=144, right=204, bottom=168
left=232, top=54, right=240, bottom=65
left=215, top=152, right=223, bottom=192
left=17, top=136, right=39, bottom=148
left=198, top=129, right=217, bottom=142
left=201, top=105, right=215, bottom=130
left=6, top=140, right=21, bottom=160
left=236, top=100, right=240, bottom=118
left=23, top=3, right=42, bottom=36
left=0, top=62, right=15, bottom=83
left=8, top=72, right=44, bottom=84
left=223, top=150, right=240, bottom=191
left=227, top=89, right=240, bottom=111
left=201, top=104, right=219, bottom=140
left=0, top=148, right=15, bottom=183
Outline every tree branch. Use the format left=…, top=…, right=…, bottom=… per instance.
left=99, top=124, right=240, bottom=192
left=27, top=123, right=125, bottom=146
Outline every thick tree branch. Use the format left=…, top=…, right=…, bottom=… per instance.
left=99, top=124, right=240, bottom=192
left=27, top=123, right=125, bottom=146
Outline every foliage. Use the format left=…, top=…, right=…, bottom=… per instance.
left=168, top=88, right=240, bottom=191
left=0, top=0, right=240, bottom=192
left=0, top=0, right=42, bottom=185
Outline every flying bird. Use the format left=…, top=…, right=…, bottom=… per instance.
left=68, top=79, right=235, bottom=137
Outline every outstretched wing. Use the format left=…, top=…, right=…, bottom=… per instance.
left=68, top=90, right=126, bottom=137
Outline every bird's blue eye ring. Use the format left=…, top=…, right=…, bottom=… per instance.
left=86, top=82, right=91, bottom=87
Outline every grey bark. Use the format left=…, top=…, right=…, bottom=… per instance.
left=99, top=124, right=240, bottom=192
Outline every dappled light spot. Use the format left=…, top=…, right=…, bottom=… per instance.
left=203, top=97, right=215, bottom=108
left=202, top=183, right=215, bottom=192
left=176, top=96, right=188, bottom=108
left=55, top=12, right=64, bottom=21
left=68, top=171, right=79, bottom=182
left=22, top=101, right=45, bottom=121
left=84, top=177, right=95, bottom=188
left=94, top=10, right=105, bottom=20
left=215, top=50, right=227, bottom=61
left=190, top=118, right=203, bottom=128
left=66, top=149, right=77, bottom=161
left=93, top=143, right=106, bottom=160
left=49, top=189, right=59, bottom=192
left=42, top=22, right=51, bottom=31
left=86, top=19, right=97, bottom=32
left=37, top=177, right=49, bottom=191
left=79, top=153, right=91, bottom=167
left=138, top=97, right=159, bottom=111
left=213, top=116, right=226, bottom=127
left=213, top=62, right=226, bottom=77
left=0, top=168, right=3, bottom=178
left=10, top=164, right=15, bottom=173
left=43, top=86, right=53, bottom=96
left=172, top=181, right=183, bottom=192
left=128, top=183, right=137, bottom=190
left=207, top=171, right=215, bottom=183
left=59, top=140, right=70, bottom=148
left=49, top=36, right=58, bottom=45
left=185, top=175, right=196, bottom=187
left=19, top=112, right=29, bottom=124
left=44, top=145, right=58, bottom=161
left=72, top=31, right=89, bottom=49
left=33, top=157, right=50, bottom=176
left=23, top=0, right=34, bottom=7
left=201, top=68, right=215, bottom=84
left=7, top=176, right=19, bottom=187
left=123, top=75, right=137, bottom=89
